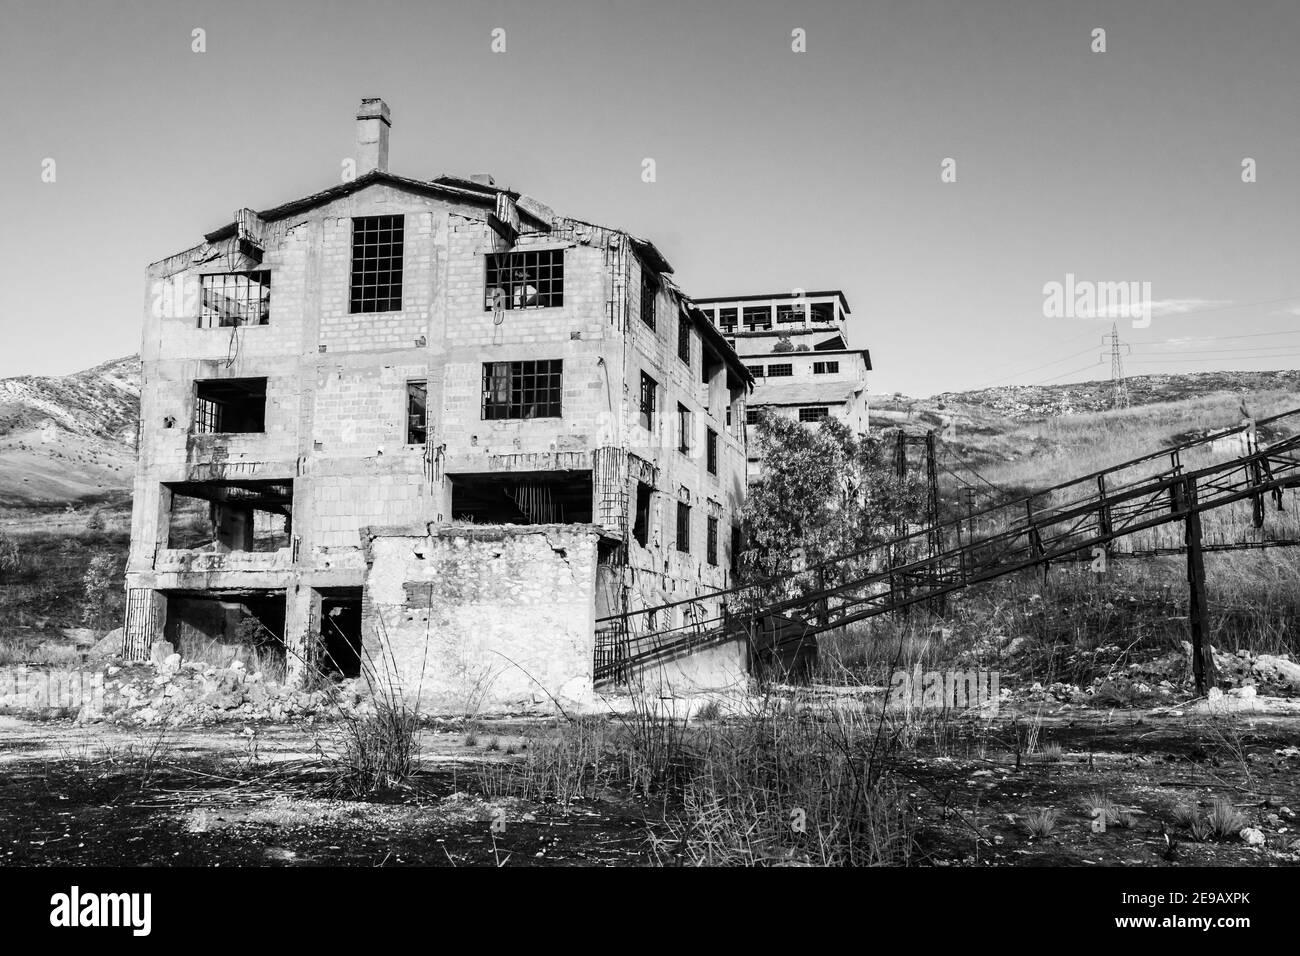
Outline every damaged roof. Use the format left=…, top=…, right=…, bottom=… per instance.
left=203, top=170, right=553, bottom=243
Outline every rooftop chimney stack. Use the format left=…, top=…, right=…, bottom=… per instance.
left=355, top=98, right=391, bottom=175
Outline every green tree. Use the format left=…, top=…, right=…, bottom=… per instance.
left=741, top=414, right=926, bottom=599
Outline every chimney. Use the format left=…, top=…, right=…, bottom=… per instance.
left=355, top=98, right=391, bottom=175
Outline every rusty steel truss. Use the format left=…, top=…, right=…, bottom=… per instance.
left=595, top=408, right=1300, bottom=693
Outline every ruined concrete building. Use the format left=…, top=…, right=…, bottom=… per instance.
left=124, top=98, right=756, bottom=710
left=695, top=291, right=871, bottom=480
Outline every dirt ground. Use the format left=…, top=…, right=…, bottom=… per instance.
left=1, top=707, right=1298, bottom=867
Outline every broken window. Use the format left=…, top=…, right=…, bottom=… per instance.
left=640, top=267, right=657, bottom=329
left=484, top=249, right=564, bottom=311
left=813, top=361, right=840, bottom=374
left=450, top=471, right=592, bottom=523
left=632, top=481, right=653, bottom=547
left=319, top=589, right=362, bottom=679
left=777, top=303, right=807, bottom=323
left=706, top=427, right=718, bottom=474
left=799, top=406, right=830, bottom=422
left=810, top=302, right=835, bottom=323
left=743, top=306, right=771, bottom=331
left=639, top=371, right=657, bottom=430
left=199, top=271, right=270, bottom=328
left=677, top=403, right=692, bottom=454
left=192, top=378, right=267, bottom=434
left=678, top=315, right=692, bottom=365
left=165, top=480, right=292, bottom=553
left=718, top=308, right=737, bottom=332
left=406, top=381, right=428, bottom=444
left=350, top=215, right=404, bottom=313
left=482, top=360, right=562, bottom=420
left=676, top=500, right=691, bottom=553
left=767, top=363, right=793, bottom=378
left=707, top=515, right=719, bottom=566
left=163, top=590, right=287, bottom=676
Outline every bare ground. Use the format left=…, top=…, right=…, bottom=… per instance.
left=2, top=704, right=1299, bottom=868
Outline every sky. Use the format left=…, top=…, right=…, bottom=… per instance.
left=1, top=0, right=1297, bottom=396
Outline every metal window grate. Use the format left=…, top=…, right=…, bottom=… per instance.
left=706, top=428, right=718, bottom=474
left=199, top=272, right=270, bottom=328
left=799, top=406, right=830, bottom=422
left=676, top=500, right=691, bottom=553
left=745, top=407, right=762, bottom=425
left=707, top=515, right=719, bottom=566
left=639, top=372, right=657, bottom=430
left=406, top=381, right=428, bottom=444
left=350, top=215, right=404, bottom=313
left=484, top=249, right=564, bottom=311
left=194, top=397, right=221, bottom=433
left=482, top=360, right=563, bottom=419
left=678, top=315, right=691, bottom=364
left=767, top=363, right=793, bottom=377
left=745, top=364, right=764, bottom=377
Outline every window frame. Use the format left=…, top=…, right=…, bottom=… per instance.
left=481, top=360, right=564, bottom=420
left=706, top=515, right=719, bottom=566
left=675, top=500, right=691, bottom=554
left=799, top=406, right=830, bottom=423
left=706, top=427, right=718, bottom=475
left=349, top=215, right=404, bottom=314
left=742, top=305, right=772, bottom=331
left=483, top=248, right=565, bottom=312
left=677, top=403, right=693, bottom=455
left=639, top=371, right=657, bottom=431
left=406, top=380, right=428, bottom=445
left=199, top=271, right=271, bottom=329
left=677, top=314, right=692, bottom=365
left=767, top=363, right=793, bottom=378
left=640, top=266, right=657, bottom=330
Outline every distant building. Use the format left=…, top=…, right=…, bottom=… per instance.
left=693, top=291, right=870, bottom=479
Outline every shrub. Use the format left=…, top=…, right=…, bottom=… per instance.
left=1206, top=797, right=1247, bottom=841
left=1023, top=808, right=1059, bottom=839
left=81, top=552, right=118, bottom=627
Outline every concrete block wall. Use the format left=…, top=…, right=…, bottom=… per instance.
left=363, top=524, right=603, bottom=712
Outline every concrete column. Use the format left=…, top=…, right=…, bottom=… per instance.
left=283, top=585, right=321, bottom=686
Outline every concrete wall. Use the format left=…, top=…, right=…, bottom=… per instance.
left=363, top=524, right=603, bottom=713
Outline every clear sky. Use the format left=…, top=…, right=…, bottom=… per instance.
left=2, top=0, right=1297, bottom=396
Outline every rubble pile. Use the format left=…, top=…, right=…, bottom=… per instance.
left=84, top=655, right=372, bottom=727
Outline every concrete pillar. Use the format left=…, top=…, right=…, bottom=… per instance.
left=283, top=585, right=321, bottom=686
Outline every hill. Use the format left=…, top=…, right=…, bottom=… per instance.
left=0, top=356, right=140, bottom=507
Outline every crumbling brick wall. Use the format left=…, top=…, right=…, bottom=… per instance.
left=362, top=524, right=604, bottom=713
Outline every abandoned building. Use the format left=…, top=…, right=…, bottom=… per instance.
left=695, top=291, right=871, bottom=480
left=123, top=98, right=759, bottom=710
